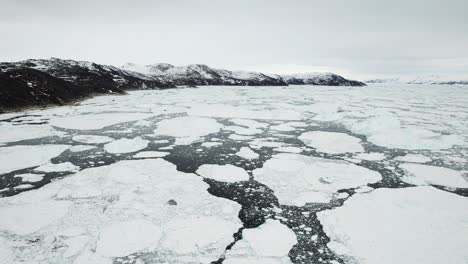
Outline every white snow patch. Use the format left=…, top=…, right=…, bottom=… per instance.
left=103, top=137, right=149, bottom=153
left=298, top=131, right=364, bottom=154
left=197, top=164, right=250, bottom=182
left=318, top=187, right=468, bottom=264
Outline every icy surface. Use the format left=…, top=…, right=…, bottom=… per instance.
left=197, top=164, right=250, bottom=182
left=0, top=159, right=241, bottom=263
left=298, top=131, right=364, bottom=154
left=225, top=219, right=297, bottom=264
left=72, top=135, right=114, bottom=144
left=50, top=113, right=154, bottom=130
left=103, top=137, right=149, bottom=153
left=1, top=84, right=468, bottom=263
left=0, top=145, right=70, bottom=174
left=253, top=154, right=381, bottom=205
left=34, top=162, right=80, bottom=173
left=154, top=116, right=223, bottom=145
left=236, top=147, right=259, bottom=159
left=400, top=163, right=468, bottom=188
left=318, top=187, right=468, bottom=264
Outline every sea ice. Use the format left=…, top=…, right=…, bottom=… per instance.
left=103, top=137, right=149, bottom=153
left=96, top=219, right=162, bottom=257
left=0, top=123, right=66, bottom=144
left=394, top=154, right=431, bottom=163
left=34, top=162, right=80, bottom=173
left=69, top=145, right=97, bottom=152
left=154, top=116, right=223, bottom=145
left=133, top=151, right=169, bottom=158
left=224, top=219, right=297, bottom=264
left=253, top=154, right=381, bottom=205
left=50, top=113, right=154, bottom=130
left=72, top=135, right=114, bottom=144
left=0, top=144, right=70, bottom=174
left=236, top=147, right=259, bottom=159
left=14, top=173, right=45, bottom=182
left=318, top=187, right=468, bottom=264
left=197, top=164, right=250, bottom=182
left=298, top=131, right=364, bottom=154
left=354, top=152, right=386, bottom=161
left=400, top=163, right=468, bottom=188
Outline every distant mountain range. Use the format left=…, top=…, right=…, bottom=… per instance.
left=0, top=58, right=365, bottom=112
left=366, top=76, right=468, bottom=85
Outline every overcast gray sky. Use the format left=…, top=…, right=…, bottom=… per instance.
left=1, top=0, right=467, bottom=79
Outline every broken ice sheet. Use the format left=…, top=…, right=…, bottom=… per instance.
left=0, top=159, right=242, bottom=263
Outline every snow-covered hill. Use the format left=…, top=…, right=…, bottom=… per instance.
left=0, top=58, right=366, bottom=111
left=366, top=75, right=468, bottom=85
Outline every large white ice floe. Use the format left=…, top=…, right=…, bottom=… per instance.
left=0, top=144, right=70, bottom=174
left=34, top=162, right=80, bottom=173
left=188, top=104, right=302, bottom=120
left=318, top=186, right=468, bottom=264
left=399, top=163, right=468, bottom=188
left=0, top=159, right=242, bottom=263
left=103, top=137, right=149, bottom=153
left=394, top=154, right=431, bottom=163
left=253, top=154, right=381, bottom=205
left=154, top=116, right=223, bottom=145
left=197, top=164, right=250, bottom=182
left=236, top=147, right=260, bottom=159
left=224, top=219, right=297, bottom=264
left=0, top=123, right=66, bottom=144
left=298, top=131, right=364, bottom=154
left=50, top=113, right=154, bottom=130
left=345, top=112, right=466, bottom=150
left=72, top=135, right=114, bottom=144
left=133, top=151, right=169, bottom=158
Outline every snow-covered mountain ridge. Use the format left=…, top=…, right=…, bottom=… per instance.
left=0, top=58, right=365, bottom=112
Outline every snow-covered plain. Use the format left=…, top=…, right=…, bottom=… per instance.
left=0, top=84, right=467, bottom=264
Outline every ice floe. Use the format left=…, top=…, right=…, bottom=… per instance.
left=197, top=164, right=250, bottom=182
left=154, top=116, right=223, bottom=145
left=69, top=145, right=97, bottom=152
left=318, top=187, right=468, bottom=264
left=253, top=154, right=381, bottom=205
left=0, top=123, right=66, bottom=144
left=50, top=113, right=154, bottom=130
left=103, top=137, right=149, bottom=153
left=34, top=162, right=80, bottom=173
left=394, top=153, right=431, bottom=163
left=400, top=163, right=468, bottom=188
left=298, top=131, right=364, bottom=154
left=72, top=134, right=114, bottom=144
left=0, top=159, right=242, bottom=263
left=225, top=219, right=297, bottom=264
left=236, top=147, right=259, bottom=159
left=14, top=173, right=45, bottom=182
left=354, top=152, right=386, bottom=161
left=133, top=151, right=169, bottom=158
left=0, top=145, right=70, bottom=174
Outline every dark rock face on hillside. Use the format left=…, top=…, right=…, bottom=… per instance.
left=1, top=58, right=366, bottom=112
left=0, top=58, right=175, bottom=112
